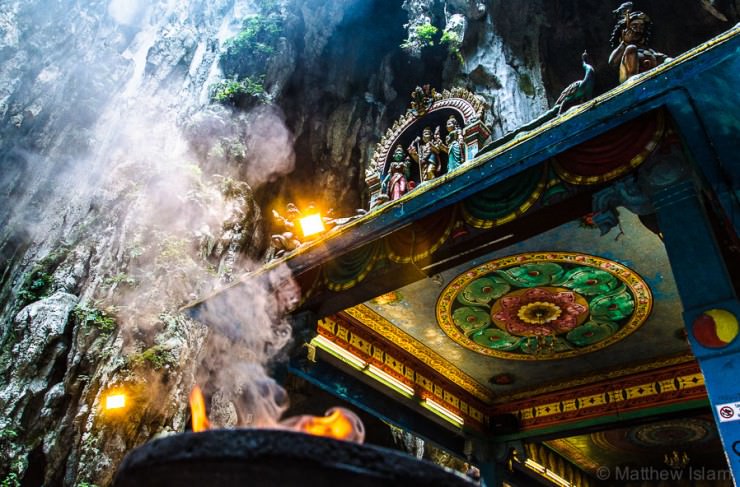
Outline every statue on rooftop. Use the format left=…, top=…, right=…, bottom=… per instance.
left=408, top=126, right=442, bottom=182
left=554, top=51, right=595, bottom=114
left=268, top=202, right=367, bottom=259
left=700, top=0, right=728, bottom=22
left=270, top=203, right=302, bottom=258
left=609, top=2, right=670, bottom=83
left=443, top=116, right=465, bottom=172
left=408, top=84, right=435, bottom=117
left=479, top=51, right=596, bottom=153
left=380, top=145, right=412, bottom=201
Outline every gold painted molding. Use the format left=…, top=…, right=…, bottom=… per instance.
left=343, top=305, right=494, bottom=404
left=495, top=361, right=706, bottom=431
left=498, top=353, right=697, bottom=403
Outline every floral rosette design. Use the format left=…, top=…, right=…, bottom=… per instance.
left=491, top=287, right=589, bottom=337
left=436, top=252, right=652, bottom=360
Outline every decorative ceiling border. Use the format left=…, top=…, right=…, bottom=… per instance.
left=335, top=307, right=704, bottom=433
left=342, top=305, right=493, bottom=404
left=318, top=314, right=488, bottom=427
left=493, top=360, right=707, bottom=432
left=346, top=304, right=697, bottom=406
left=498, top=353, right=697, bottom=403
left=552, top=110, right=666, bottom=185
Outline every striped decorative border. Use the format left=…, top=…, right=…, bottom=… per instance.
left=493, top=360, right=706, bottom=431
left=319, top=313, right=490, bottom=427
left=552, top=111, right=666, bottom=185
left=324, top=307, right=706, bottom=433
left=498, top=353, right=697, bottom=403
left=344, top=305, right=493, bottom=403
left=460, top=166, right=549, bottom=229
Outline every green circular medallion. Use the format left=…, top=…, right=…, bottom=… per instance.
left=436, top=252, right=652, bottom=360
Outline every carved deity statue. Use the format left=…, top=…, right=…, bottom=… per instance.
left=408, top=126, right=443, bottom=182
left=408, top=84, right=435, bottom=117
left=270, top=203, right=302, bottom=258
left=443, top=116, right=465, bottom=172
left=609, top=3, right=669, bottom=83
left=381, top=145, right=411, bottom=201
left=268, top=202, right=367, bottom=258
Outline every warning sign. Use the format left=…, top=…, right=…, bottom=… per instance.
left=716, top=402, right=740, bottom=422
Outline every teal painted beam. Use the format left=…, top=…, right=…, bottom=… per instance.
left=490, top=399, right=710, bottom=443
left=186, top=27, right=740, bottom=316
left=650, top=173, right=740, bottom=483
left=664, top=88, right=740, bottom=235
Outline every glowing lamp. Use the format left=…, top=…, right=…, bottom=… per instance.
left=422, top=398, right=464, bottom=427
left=105, top=393, right=126, bottom=410
left=300, top=213, right=325, bottom=238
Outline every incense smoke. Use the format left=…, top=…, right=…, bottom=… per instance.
left=193, top=263, right=300, bottom=427
left=0, top=1, right=302, bottom=480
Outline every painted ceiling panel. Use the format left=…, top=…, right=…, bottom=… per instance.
left=361, top=210, right=689, bottom=396
left=547, top=414, right=729, bottom=477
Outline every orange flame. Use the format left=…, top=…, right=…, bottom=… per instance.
left=296, top=408, right=365, bottom=443
left=189, top=386, right=210, bottom=433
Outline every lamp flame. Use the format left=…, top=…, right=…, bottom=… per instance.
left=289, top=407, right=365, bottom=443
left=189, top=386, right=210, bottom=433
left=299, top=213, right=325, bottom=237
left=188, top=386, right=363, bottom=444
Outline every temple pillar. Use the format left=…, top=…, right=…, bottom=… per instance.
left=647, top=157, right=740, bottom=482
left=478, top=462, right=506, bottom=487
left=463, top=120, right=491, bottom=161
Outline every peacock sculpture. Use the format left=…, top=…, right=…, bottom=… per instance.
left=478, top=50, right=597, bottom=155
left=554, top=50, right=596, bottom=114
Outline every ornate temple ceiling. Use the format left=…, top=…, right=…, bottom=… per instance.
left=546, top=414, right=730, bottom=477
left=354, top=210, right=690, bottom=400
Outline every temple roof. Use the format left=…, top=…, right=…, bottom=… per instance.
left=190, top=24, right=739, bottom=314
left=186, top=25, right=740, bottom=457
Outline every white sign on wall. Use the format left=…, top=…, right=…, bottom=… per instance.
left=716, top=402, right=740, bottom=423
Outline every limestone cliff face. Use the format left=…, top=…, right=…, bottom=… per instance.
left=0, top=0, right=736, bottom=484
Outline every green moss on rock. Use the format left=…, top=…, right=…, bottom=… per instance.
left=210, top=76, right=267, bottom=105
left=518, top=73, right=536, bottom=97
left=219, top=8, right=284, bottom=79
left=129, top=345, right=176, bottom=370
left=73, top=305, right=117, bottom=334
left=16, top=246, right=70, bottom=307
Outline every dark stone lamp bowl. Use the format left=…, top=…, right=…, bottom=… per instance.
left=114, top=429, right=477, bottom=487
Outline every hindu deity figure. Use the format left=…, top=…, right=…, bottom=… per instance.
left=609, top=3, right=670, bottom=83
left=408, top=126, right=442, bottom=182
left=408, top=84, right=435, bottom=117
left=270, top=203, right=302, bottom=258
left=443, top=116, right=465, bottom=172
left=381, top=145, right=411, bottom=201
